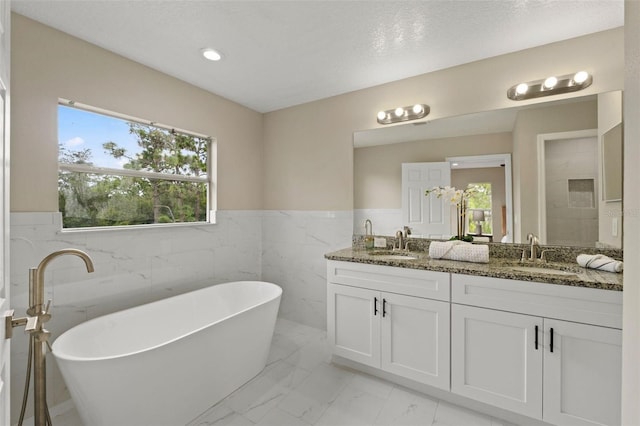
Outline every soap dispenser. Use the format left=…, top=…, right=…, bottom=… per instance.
left=364, top=219, right=374, bottom=250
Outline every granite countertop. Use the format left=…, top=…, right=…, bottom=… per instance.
left=325, top=248, right=623, bottom=291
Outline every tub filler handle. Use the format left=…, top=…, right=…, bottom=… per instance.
left=4, top=309, right=39, bottom=339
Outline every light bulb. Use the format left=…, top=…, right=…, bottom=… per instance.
left=543, top=76, right=558, bottom=89
left=573, top=71, right=589, bottom=84
left=201, top=48, right=222, bottom=61
left=412, top=104, right=423, bottom=114
left=377, top=111, right=387, bottom=121
left=515, top=83, right=529, bottom=95
left=394, top=107, right=404, bottom=117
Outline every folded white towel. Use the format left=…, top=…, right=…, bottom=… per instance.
left=577, top=254, right=623, bottom=273
left=429, top=240, right=489, bottom=264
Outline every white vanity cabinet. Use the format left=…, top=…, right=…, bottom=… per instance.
left=451, top=274, right=623, bottom=426
left=327, top=261, right=450, bottom=390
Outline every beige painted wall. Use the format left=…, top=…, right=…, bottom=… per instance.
left=11, top=14, right=263, bottom=212
left=264, top=27, right=623, bottom=211
left=512, top=100, right=598, bottom=242
left=354, top=132, right=512, bottom=209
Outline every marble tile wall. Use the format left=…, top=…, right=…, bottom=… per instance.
left=353, top=209, right=402, bottom=237
left=261, top=210, right=352, bottom=330
left=9, top=209, right=352, bottom=420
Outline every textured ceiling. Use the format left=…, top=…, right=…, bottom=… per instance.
left=11, top=0, right=624, bottom=113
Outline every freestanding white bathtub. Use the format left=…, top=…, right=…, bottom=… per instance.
left=52, top=281, right=282, bottom=426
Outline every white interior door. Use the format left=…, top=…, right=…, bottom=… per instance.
left=401, top=162, right=451, bottom=238
left=0, top=0, right=10, bottom=423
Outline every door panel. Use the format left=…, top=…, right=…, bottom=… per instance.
left=0, top=0, right=10, bottom=420
left=543, top=319, right=622, bottom=426
left=327, top=283, right=380, bottom=367
left=381, top=293, right=450, bottom=390
left=451, top=304, right=542, bottom=419
left=402, top=162, right=451, bottom=237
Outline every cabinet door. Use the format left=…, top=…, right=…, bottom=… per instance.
left=543, top=319, right=622, bottom=426
left=381, top=293, right=450, bottom=390
left=451, top=304, right=543, bottom=419
left=327, top=283, right=380, bottom=367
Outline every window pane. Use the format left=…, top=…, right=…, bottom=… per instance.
left=59, top=171, right=208, bottom=228
left=58, top=104, right=208, bottom=178
left=467, top=183, right=492, bottom=235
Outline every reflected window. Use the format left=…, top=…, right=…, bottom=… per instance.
left=467, top=183, right=492, bottom=235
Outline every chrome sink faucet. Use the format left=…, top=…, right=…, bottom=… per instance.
left=395, top=226, right=412, bottom=250
left=526, top=233, right=540, bottom=261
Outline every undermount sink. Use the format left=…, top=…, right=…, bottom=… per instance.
left=508, top=266, right=578, bottom=277
left=375, top=254, right=419, bottom=261
left=369, top=251, right=418, bottom=261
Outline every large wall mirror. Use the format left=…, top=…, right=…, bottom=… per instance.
left=353, top=90, right=623, bottom=249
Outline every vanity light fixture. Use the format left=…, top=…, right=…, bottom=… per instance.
left=201, top=48, right=222, bottom=61
left=377, top=104, right=430, bottom=125
left=507, top=71, right=592, bottom=101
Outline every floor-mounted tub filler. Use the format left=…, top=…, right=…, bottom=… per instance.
left=52, top=281, right=282, bottom=426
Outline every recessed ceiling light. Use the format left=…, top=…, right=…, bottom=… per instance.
left=201, top=48, right=222, bottom=61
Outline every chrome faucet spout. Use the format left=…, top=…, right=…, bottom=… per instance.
left=395, top=230, right=404, bottom=251
left=395, top=227, right=411, bottom=250
left=526, top=233, right=540, bottom=261
left=364, top=219, right=372, bottom=237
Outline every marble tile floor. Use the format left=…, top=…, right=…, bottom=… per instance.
left=52, top=318, right=516, bottom=426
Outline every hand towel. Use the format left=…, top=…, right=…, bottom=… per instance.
left=429, top=240, right=489, bottom=264
left=577, top=254, right=623, bottom=273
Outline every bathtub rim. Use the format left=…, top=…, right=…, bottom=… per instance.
left=51, top=280, right=282, bottom=363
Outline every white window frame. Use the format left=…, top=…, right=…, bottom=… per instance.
left=58, top=99, right=217, bottom=231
